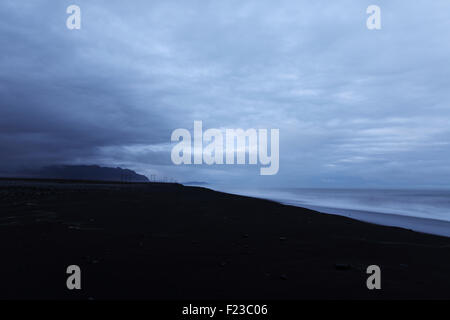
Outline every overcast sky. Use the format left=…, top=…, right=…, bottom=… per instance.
left=1, top=0, right=450, bottom=188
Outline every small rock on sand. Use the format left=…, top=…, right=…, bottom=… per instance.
left=280, top=274, right=288, bottom=280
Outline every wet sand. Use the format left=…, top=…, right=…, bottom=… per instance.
left=0, top=178, right=449, bottom=300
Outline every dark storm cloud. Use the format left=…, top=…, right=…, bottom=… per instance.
left=0, top=0, right=173, bottom=172
left=1, top=0, right=450, bottom=187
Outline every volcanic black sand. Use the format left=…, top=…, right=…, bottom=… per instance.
left=0, top=178, right=449, bottom=300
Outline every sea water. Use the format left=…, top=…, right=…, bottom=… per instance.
left=207, top=186, right=450, bottom=237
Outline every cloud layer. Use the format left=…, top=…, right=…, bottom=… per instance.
left=1, top=0, right=450, bottom=187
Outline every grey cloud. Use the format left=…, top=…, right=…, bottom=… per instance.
left=1, top=0, right=450, bottom=187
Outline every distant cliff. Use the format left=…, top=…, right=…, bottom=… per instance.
left=37, top=165, right=149, bottom=182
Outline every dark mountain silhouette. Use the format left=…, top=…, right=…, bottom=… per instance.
left=36, top=165, right=149, bottom=182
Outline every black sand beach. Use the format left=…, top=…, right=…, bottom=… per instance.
left=0, top=179, right=449, bottom=300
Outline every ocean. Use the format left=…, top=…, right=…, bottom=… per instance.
left=206, top=186, right=450, bottom=238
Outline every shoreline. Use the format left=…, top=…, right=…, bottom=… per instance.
left=1, top=179, right=450, bottom=299
left=208, top=186, right=450, bottom=238
left=287, top=203, right=450, bottom=238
